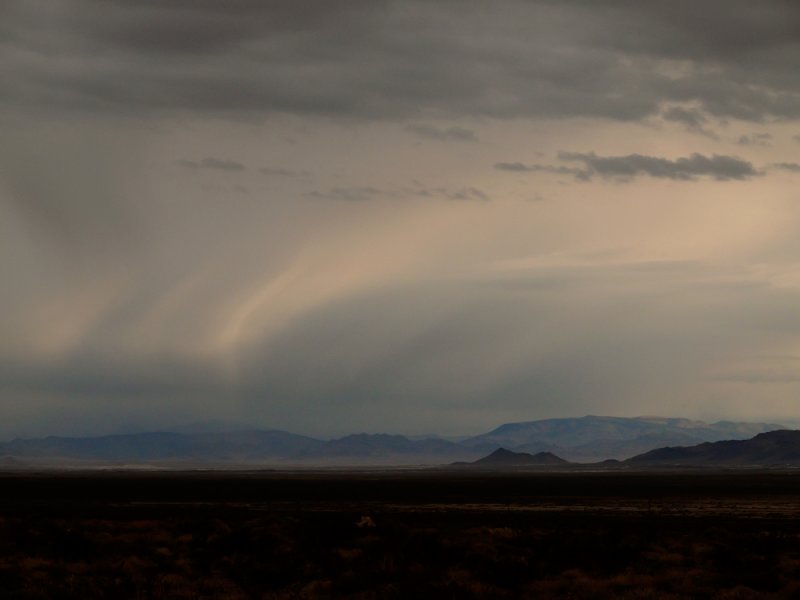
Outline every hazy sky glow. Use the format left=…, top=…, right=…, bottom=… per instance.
left=3, top=1, right=800, bottom=438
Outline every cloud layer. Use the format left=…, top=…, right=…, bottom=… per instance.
left=4, top=1, right=800, bottom=123
left=559, top=152, right=760, bottom=181
left=496, top=153, right=760, bottom=181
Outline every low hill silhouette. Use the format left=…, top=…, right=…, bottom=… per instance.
left=628, top=430, right=800, bottom=466
left=453, top=448, right=569, bottom=468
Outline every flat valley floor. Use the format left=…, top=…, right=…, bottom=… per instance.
left=3, top=470, right=800, bottom=598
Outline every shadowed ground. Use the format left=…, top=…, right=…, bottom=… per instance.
left=2, top=470, right=800, bottom=598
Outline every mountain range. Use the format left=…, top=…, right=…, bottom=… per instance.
left=0, top=415, right=785, bottom=467
left=629, top=430, right=800, bottom=466
left=459, top=416, right=782, bottom=461
left=452, top=430, right=800, bottom=469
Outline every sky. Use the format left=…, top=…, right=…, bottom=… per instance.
left=2, top=0, right=800, bottom=438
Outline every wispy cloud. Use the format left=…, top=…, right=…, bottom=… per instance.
left=176, top=157, right=246, bottom=172
left=305, top=187, right=385, bottom=202
left=771, top=162, right=800, bottom=173
left=558, top=152, right=760, bottom=181
left=661, top=106, right=719, bottom=138
left=736, top=133, right=772, bottom=147
left=405, top=124, right=478, bottom=142
left=496, top=152, right=760, bottom=182
left=305, top=184, right=490, bottom=202
left=259, top=167, right=311, bottom=177
left=494, top=162, right=587, bottom=179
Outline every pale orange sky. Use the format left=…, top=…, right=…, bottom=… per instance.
left=2, top=1, right=800, bottom=437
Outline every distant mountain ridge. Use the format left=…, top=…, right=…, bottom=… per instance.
left=0, top=431, right=475, bottom=465
left=628, top=430, right=800, bottom=466
left=0, top=415, right=786, bottom=466
left=0, top=430, right=324, bottom=462
left=461, top=415, right=782, bottom=461
left=458, top=429, right=800, bottom=469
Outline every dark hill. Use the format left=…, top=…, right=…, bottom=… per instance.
left=628, top=430, right=800, bottom=466
left=455, top=448, right=570, bottom=468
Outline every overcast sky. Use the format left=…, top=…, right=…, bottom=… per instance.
left=3, top=0, right=800, bottom=438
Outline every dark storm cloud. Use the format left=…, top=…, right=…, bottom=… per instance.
left=176, top=157, right=246, bottom=171
left=558, top=152, right=760, bottom=181
left=405, top=124, right=478, bottom=143
left=3, top=0, right=800, bottom=122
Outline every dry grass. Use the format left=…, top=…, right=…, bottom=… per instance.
left=3, top=472, right=800, bottom=598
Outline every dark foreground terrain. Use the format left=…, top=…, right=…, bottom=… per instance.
left=3, top=470, right=800, bottom=598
